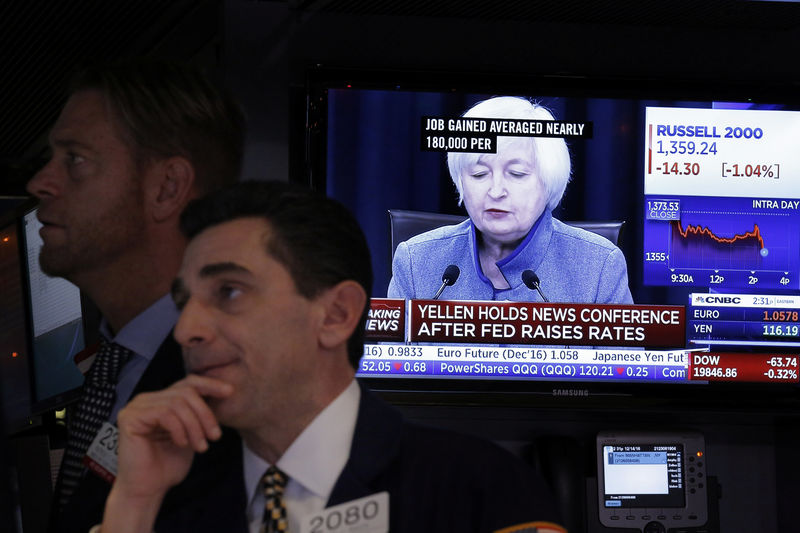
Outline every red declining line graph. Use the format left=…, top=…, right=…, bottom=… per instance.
left=671, top=220, right=765, bottom=249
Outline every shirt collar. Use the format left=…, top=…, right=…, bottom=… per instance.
left=99, top=293, right=179, bottom=361
left=243, top=379, right=361, bottom=503
left=469, top=209, right=554, bottom=293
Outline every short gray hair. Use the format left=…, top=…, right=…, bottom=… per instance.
left=447, top=96, right=571, bottom=211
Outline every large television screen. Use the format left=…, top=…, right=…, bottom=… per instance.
left=305, top=71, right=800, bottom=405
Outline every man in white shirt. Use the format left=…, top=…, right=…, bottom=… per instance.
left=97, top=181, right=564, bottom=533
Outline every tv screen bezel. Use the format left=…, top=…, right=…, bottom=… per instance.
left=301, top=66, right=800, bottom=409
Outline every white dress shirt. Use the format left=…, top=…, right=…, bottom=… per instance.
left=243, top=380, right=361, bottom=533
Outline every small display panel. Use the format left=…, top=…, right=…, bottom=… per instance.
left=596, top=431, right=707, bottom=530
left=602, top=444, right=684, bottom=508
left=21, top=207, right=85, bottom=409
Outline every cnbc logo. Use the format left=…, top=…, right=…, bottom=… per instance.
left=694, top=295, right=742, bottom=305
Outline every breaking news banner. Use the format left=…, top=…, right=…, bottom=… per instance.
left=361, top=300, right=692, bottom=383
left=364, top=298, right=406, bottom=342
left=420, top=116, right=593, bottom=153
left=405, top=300, right=685, bottom=348
left=364, top=299, right=685, bottom=347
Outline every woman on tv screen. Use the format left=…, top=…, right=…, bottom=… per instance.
left=388, top=96, right=633, bottom=304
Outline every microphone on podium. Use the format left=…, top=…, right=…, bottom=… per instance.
left=522, top=270, right=549, bottom=302
left=432, top=265, right=460, bottom=300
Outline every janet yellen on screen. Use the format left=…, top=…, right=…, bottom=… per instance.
left=387, top=96, right=633, bottom=304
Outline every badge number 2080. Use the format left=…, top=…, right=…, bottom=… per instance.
left=301, top=492, right=389, bottom=533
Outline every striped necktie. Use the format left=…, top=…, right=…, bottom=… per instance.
left=261, top=465, right=289, bottom=532
left=54, top=340, right=131, bottom=511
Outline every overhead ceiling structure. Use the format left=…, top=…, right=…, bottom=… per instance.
left=1, top=0, right=798, bottom=195
left=0, top=0, right=217, bottom=195
left=297, top=0, right=800, bottom=30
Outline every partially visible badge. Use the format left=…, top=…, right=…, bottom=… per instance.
left=73, top=341, right=101, bottom=376
left=299, top=492, right=389, bottom=533
left=83, top=422, right=119, bottom=483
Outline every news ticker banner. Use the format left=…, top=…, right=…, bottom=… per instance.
left=644, top=106, right=800, bottom=199
left=358, top=344, right=692, bottom=382
left=687, top=293, right=800, bottom=347
left=689, top=352, right=799, bottom=383
left=363, top=299, right=800, bottom=384
left=419, top=117, right=593, bottom=153
left=358, top=344, right=800, bottom=384
left=367, top=298, right=685, bottom=348
left=358, top=344, right=799, bottom=384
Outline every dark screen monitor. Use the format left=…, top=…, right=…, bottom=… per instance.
left=305, top=69, right=800, bottom=407
left=0, top=364, right=23, bottom=533
left=0, top=207, right=24, bottom=524
left=0, top=205, right=34, bottom=433
left=1, top=201, right=90, bottom=423
left=20, top=205, right=87, bottom=412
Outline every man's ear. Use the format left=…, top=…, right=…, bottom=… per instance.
left=147, top=156, right=196, bottom=223
left=317, top=280, right=367, bottom=352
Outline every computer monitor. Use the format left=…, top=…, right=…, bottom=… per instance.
left=1, top=201, right=91, bottom=418
left=20, top=205, right=88, bottom=412
left=0, top=207, right=34, bottom=432
left=0, top=365, right=23, bottom=533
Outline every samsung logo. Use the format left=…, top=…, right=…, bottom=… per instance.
left=552, top=388, right=589, bottom=397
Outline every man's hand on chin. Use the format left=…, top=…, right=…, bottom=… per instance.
left=98, top=375, right=233, bottom=533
